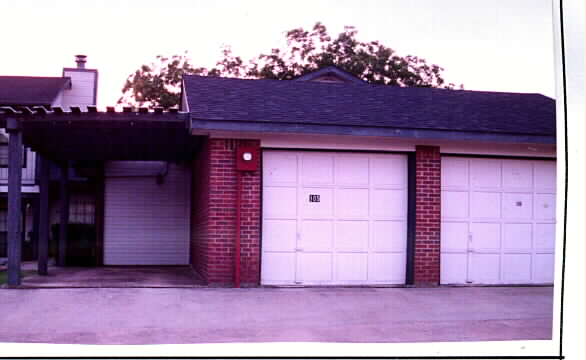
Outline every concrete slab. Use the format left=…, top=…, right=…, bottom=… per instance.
left=9, top=264, right=205, bottom=288
left=0, top=286, right=554, bottom=344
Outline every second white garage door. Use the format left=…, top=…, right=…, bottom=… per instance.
left=104, top=161, right=191, bottom=265
left=261, top=151, right=408, bottom=285
left=441, top=157, right=556, bottom=285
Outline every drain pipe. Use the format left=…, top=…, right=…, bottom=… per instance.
left=235, top=169, right=242, bottom=288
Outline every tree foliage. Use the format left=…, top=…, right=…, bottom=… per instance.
left=119, top=22, right=459, bottom=108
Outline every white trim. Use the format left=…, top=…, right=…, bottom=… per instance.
left=191, top=131, right=556, bottom=157
left=0, top=185, right=39, bottom=193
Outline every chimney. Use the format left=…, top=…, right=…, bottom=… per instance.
left=61, top=54, right=98, bottom=107
left=75, top=54, right=87, bottom=69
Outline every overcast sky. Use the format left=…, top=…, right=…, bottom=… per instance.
left=0, top=0, right=555, bottom=107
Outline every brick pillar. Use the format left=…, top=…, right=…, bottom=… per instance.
left=193, top=138, right=261, bottom=286
left=414, top=145, right=441, bottom=285
left=239, top=160, right=261, bottom=284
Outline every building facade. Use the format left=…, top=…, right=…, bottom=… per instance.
left=0, top=64, right=557, bottom=287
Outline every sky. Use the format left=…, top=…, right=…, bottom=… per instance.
left=0, top=0, right=555, bottom=107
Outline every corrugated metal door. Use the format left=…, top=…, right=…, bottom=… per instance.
left=104, top=161, right=190, bottom=265
left=440, top=157, right=556, bottom=284
left=261, top=151, right=408, bottom=285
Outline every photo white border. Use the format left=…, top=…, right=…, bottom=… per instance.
left=3, top=0, right=584, bottom=358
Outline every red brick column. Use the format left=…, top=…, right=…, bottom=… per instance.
left=239, top=163, right=261, bottom=284
left=414, top=145, right=441, bottom=285
left=190, top=140, right=210, bottom=281
left=191, top=138, right=261, bottom=285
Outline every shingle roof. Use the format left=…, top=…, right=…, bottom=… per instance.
left=0, top=76, right=71, bottom=106
left=184, top=75, right=555, bottom=137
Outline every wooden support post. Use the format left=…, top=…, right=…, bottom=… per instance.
left=6, top=118, right=23, bottom=286
left=37, top=155, right=50, bottom=275
left=58, top=162, right=69, bottom=267
left=32, top=197, right=40, bottom=261
left=94, top=162, right=105, bottom=266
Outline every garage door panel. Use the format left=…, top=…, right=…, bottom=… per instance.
left=262, top=150, right=407, bottom=285
left=442, top=157, right=468, bottom=188
left=372, top=189, right=405, bottom=219
left=534, top=161, right=556, bottom=190
left=441, top=157, right=556, bottom=285
left=503, top=223, right=532, bottom=250
left=502, top=254, right=532, bottom=283
left=369, top=253, right=405, bottom=283
left=336, top=253, right=368, bottom=281
left=502, top=160, right=533, bottom=190
left=263, top=187, right=297, bottom=218
left=502, top=193, right=533, bottom=219
left=534, top=193, right=556, bottom=220
left=440, top=253, right=468, bottom=284
left=534, top=223, right=556, bottom=250
left=336, top=188, right=369, bottom=219
left=335, top=155, right=369, bottom=186
left=263, top=152, right=297, bottom=185
left=104, top=162, right=190, bottom=265
left=261, top=253, right=296, bottom=283
left=335, top=221, right=368, bottom=251
left=470, top=222, right=501, bottom=250
left=373, top=221, right=406, bottom=252
left=442, top=191, right=468, bottom=218
left=470, top=253, right=501, bottom=284
left=534, top=253, right=555, bottom=283
left=301, top=220, right=333, bottom=251
left=301, top=154, right=334, bottom=185
left=298, top=253, right=333, bottom=283
left=263, top=220, right=297, bottom=252
left=470, top=159, right=501, bottom=188
left=441, top=222, right=468, bottom=252
left=470, top=192, right=500, bottom=219
left=371, top=156, right=407, bottom=187
left=302, top=188, right=333, bottom=218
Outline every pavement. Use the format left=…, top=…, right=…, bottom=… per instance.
left=15, top=264, right=205, bottom=288
left=0, top=285, right=553, bottom=344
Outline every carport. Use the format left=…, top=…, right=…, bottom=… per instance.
left=0, top=106, right=202, bottom=286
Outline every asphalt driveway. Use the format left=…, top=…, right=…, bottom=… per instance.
left=0, top=286, right=553, bottom=344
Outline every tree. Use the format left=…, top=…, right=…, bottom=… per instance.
left=119, top=22, right=459, bottom=108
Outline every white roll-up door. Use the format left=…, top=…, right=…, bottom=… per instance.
left=440, top=157, right=556, bottom=285
left=261, top=151, right=408, bottom=285
left=104, top=161, right=190, bottom=265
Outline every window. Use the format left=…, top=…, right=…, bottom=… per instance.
left=0, top=141, right=27, bottom=168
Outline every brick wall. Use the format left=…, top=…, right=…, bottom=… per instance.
left=190, top=139, right=210, bottom=281
left=192, top=140, right=440, bottom=286
left=239, top=162, right=261, bottom=283
left=414, top=145, right=441, bottom=285
left=191, top=138, right=261, bottom=285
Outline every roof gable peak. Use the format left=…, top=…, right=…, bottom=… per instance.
left=294, top=65, right=366, bottom=84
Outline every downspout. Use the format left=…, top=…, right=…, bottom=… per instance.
left=235, top=169, right=242, bottom=288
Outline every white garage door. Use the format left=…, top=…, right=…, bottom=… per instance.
left=104, top=161, right=191, bottom=265
left=441, top=157, right=556, bottom=285
left=261, top=151, right=408, bottom=285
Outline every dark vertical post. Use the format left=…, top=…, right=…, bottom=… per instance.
left=37, top=155, right=50, bottom=275
left=58, top=162, right=69, bottom=267
left=6, top=117, right=23, bottom=286
left=32, top=197, right=40, bottom=261
left=94, top=162, right=105, bottom=266
left=406, top=153, right=416, bottom=285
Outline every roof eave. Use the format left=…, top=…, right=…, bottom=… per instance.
left=190, top=118, right=556, bottom=145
